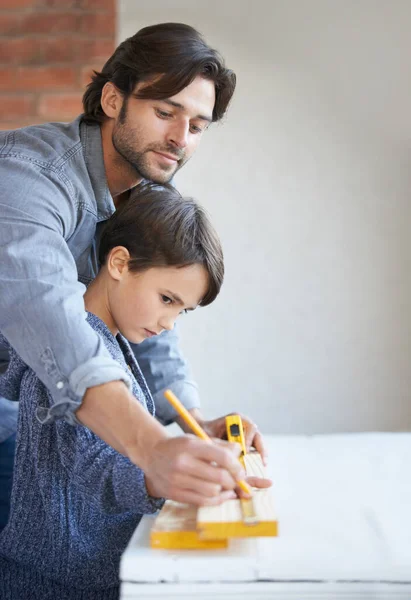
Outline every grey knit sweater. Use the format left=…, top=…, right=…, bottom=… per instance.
left=0, top=313, right=164, bottom=600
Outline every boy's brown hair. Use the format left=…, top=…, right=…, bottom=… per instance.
left=99, top=184, right=224, bottom=306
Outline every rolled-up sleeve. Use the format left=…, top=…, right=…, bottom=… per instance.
left=130, top=324, right=201, bottom=425
left=0, top=158, right=131, bottom=425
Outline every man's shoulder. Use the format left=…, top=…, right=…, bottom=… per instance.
left=0, top=116, right=84, bottom=169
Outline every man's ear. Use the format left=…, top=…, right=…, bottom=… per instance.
left=101, top=82, right=123, bottom=119
left=107, top=246, right=131, bottom=281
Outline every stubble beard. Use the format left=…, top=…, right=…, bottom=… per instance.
left=112, top=109, right=186, bottom=184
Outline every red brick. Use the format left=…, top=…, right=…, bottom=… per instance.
left=0, top=94, right=34, bottom=119
left=0, top=38, right=43, bottom=65
left=42, top=37, right=77, bottom=63
left=0, top=13, right=23, bottom=36
left=78, top=0, right=115, bottom=10
left=0, top=67, right=15, bottom=88
left=0, top=0, right=40, bottom=8
left=22, top=66, right=77, bottom=89
left=23, top=13, right=80, bottom=35
left=0, top=66, right=77, bottom=90
left=80, top=63, right=103, bottom=87
left=0, top=117, right=50, bottom=130
left=0, top=121, right=28, bottom=130
left=42, top=0, right=81, bottom=7
left=0, top=38, right=116, bottom=67
left=75, top=38, right=114, bottom=61
left=79, top=13, right=114, bottom=36
left=38, top=92, right=83, bottom=118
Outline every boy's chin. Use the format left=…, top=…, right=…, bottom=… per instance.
left=127, top=334, right=145, bottom=345
left=117, top=327, right=145, bottom=345
left=124, top=328, right=155, bottom=345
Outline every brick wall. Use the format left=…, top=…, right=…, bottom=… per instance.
left=0, top=0, right=116, bottom=130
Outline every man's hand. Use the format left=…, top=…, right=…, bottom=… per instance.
left=78, top=381, right=251, bottom=506
left=180, top=409, right=268, bottom=466
left=143, top=435, right=246, bottom=505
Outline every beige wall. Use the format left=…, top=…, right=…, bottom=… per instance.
left=119, top=0, right=411, bottom=433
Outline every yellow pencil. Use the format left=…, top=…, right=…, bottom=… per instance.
left=163, top=389, right=252, bottom=496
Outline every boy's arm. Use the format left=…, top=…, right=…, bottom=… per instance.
left=56, top=416, right=165, bottom=515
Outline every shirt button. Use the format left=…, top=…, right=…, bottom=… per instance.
left=56, top=381, right=64, bottom=390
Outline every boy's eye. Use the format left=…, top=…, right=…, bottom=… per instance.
left=161, top=294, right=172, bottom=304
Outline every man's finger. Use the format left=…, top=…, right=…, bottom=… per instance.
left=186, top=437, right=245, bottom=483
left=174, top=456, right=240, bottom=491
left=251, top=431, right=268, bottom=465
left=171, top=488, right=237, bottom=506
left=213, top=437, right=242, bottom=457
left=242, top=418, right=258, bottom=449
left=245, top=475, right=272, bottom=489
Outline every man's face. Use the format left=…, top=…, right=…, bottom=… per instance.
left=112, top=76, right=215, bottom=184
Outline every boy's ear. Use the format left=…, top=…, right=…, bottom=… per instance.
left=100, top=82, right=124, bottom=119
left=107, top=246, right=131, bottom=281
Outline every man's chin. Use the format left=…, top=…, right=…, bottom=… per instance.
left=136, top=162, right=178, bottom=184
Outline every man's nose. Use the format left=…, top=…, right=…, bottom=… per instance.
left=168, top=121, right=189, bottom=149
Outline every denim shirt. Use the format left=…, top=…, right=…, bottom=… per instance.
left=0, top=116, right=200, bottom=442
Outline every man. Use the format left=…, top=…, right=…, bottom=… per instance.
left=0, top=23, right=268, bottom=529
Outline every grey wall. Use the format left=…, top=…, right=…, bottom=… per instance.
left=119, top=0, right=411, bottom=434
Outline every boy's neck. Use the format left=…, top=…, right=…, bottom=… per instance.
left=84, top=274, right=118, bottom=337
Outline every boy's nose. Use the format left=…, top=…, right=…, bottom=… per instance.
left=158, top=315, right=175, bottom=332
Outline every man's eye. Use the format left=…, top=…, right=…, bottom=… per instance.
left=156, top=109, right=172, bottom=119
left=190, top=124, right=203, bottom=134
left=161, top=295, right=172, bottom=304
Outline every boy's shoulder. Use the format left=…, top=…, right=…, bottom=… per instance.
left=86, top=312, right=117, bottom=344
left=86, top=312, right=128, bottom=363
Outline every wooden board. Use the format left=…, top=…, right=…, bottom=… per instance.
left=150, top=500, right=227, bottom=550
left=197, top=489, right=278, bottom=539
left=150, top=451, right=277, bottom=549
left=244, top=451, right=267, bottom=477
left=197, top=453, right=278, bottom=540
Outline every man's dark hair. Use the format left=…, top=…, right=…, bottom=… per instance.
left=99, top=184, right=224, bottom=306
left=83, top=22, right=236, bottom=125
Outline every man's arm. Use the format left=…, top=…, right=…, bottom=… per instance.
left=129, top=324, right=201, bottom=425
left=0, top=157, right=131, bottom=422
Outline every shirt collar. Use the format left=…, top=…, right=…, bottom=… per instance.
left=79, top=116, right=115, bottom=222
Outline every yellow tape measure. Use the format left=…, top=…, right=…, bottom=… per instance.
left=225, top=414, right=258, bottom=525
left=225, top=414, right=247, bottom=465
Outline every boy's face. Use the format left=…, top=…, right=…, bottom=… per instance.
left=111, top=76, right=215, bottom=184
left=109, top=263, right=209, bottom=343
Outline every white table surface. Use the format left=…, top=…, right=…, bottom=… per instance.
left=120, top=433, right=411, bottom=599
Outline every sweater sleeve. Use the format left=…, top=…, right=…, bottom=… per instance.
left=53, top=414, right=165, bottom=515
